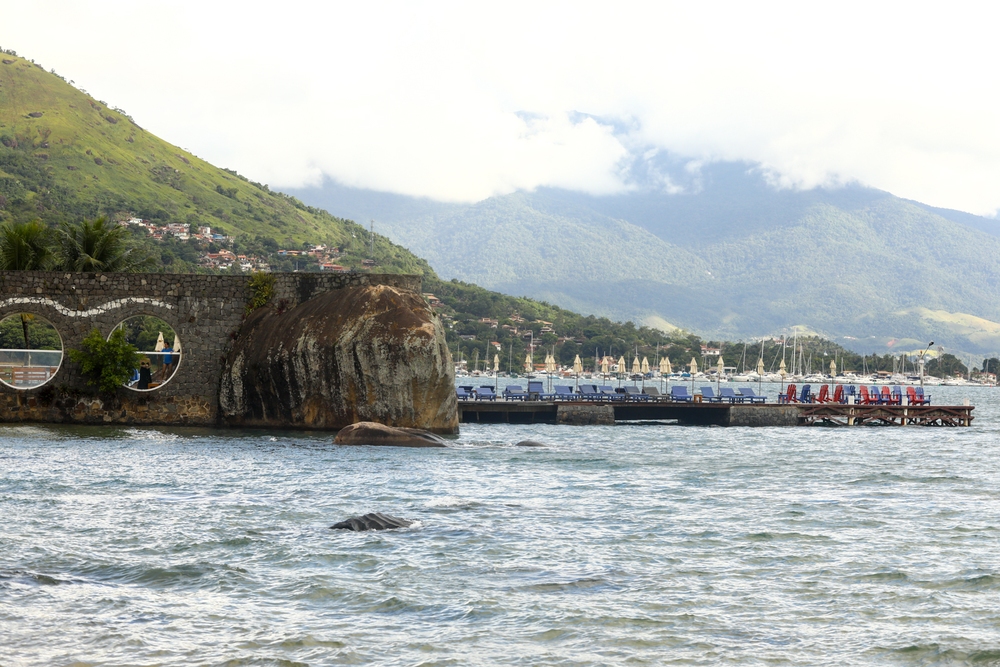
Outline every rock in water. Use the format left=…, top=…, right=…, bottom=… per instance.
left=219, top=285, right=458, bottom=433
left=515, top=439, right=546, bottom=447
left=331, top=512, right=414, bottom=531
left=334, top=421, right=448, bottom=447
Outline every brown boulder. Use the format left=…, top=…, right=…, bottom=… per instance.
left=334, top=421, right=447, bottom=447
left=219, top=284, right=458, bottom=433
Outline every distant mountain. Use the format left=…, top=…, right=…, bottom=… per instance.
left=288, top=164, right=1000, bottom=357
left=0, top=53, right=429, bottom=274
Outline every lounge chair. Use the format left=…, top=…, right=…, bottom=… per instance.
left=889, top=386, right=903, bottom=405
left=503, top=385, right=529, bottom=400
left=527, top=381, right=546, bottom=400
left=718, top=387, right=743, bottom=403
left=670, top=385, right=693, bottom=402
left=642, top=386, right=664, bottom=401
left=914, top=387, right=931, bottom=405
left=859, top=385, right=875, bottom=405
left=879, top=386, right=893, bottom=405
left=456, top=386, right=473, bottom=400
left=798, top=385, right=812, bottom=403
left=737, top=387, right=766, bottom=404
left=779, top=384, right=797, bottom=404
left=553, top=385, right=576, bottom=401
left=700, top=387, right=722, bottom=403
left=623, top=386, right=651, bottom=401
left=832, top=385, right=844, bottom=404
left=578, top=384, right=601, bottom=400
left=841, top=385, right=857, bottom=403
left=813, top=385, right=832, bottom=403
left=476, top=386, right=497, bottom=401
left=599, top=385, right=624, bottom=401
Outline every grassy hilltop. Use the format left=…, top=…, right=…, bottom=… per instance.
left=0, top=51, right=428, bottom=274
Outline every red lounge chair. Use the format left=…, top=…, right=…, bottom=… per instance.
left=833, top=385, right=844, bottom=403
left=814, top=385, right=830, bottom=403
left=779, top=383, right=797, bottom=404
left=880, top=386, right=894, bottom=405
left=859, top=385, right=877, bottom=405
left=906, top=386, right=929, bottom=405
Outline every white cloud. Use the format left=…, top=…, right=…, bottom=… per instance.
left=5, top=1, right=1000, bottom=213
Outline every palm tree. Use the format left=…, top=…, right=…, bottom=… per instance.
left=55, top=217, right=151, bottom=272
left=0, top=219, right=53, bottom=271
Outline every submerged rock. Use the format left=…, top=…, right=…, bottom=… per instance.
left=515, top=439, right=546, bottom=447
left=331, top=512, right=414, bottom=531
left=334, top=421, right=448, bottom=447
left=219, top=284, right=458, bottom=433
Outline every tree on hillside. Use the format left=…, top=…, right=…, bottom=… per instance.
left=54, top=217, right=152, bottom=272
left=926, top=353, right=967, bottom=378
left=0, top=219, right=52, bottom=271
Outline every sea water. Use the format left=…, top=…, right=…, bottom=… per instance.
left=2, top=385, right=999, bottom=666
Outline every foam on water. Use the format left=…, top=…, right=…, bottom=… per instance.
left=1, top=385, right=1000, bottom=665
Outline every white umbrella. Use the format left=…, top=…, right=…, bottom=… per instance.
left=524, top=352, right=532, bottom=373
left=154, top=331, right=165, bottom=352
left=171, top=334, right=181, bottom=354
left=493, top=354, right=500, bottom=373
left=617, top=356, right=626, bottom=375
left=641, top=357, right=650, bottom=374
left=632, top=356, right=641, bottom=375
left=716, top=355, right=725, bottom=390
left=829, top=359, right=837, bottom=377
left=689, top=357, right=698, bottom=374
left=756, top=357, right=765, bottom=376
left=600, top=356, right=609, bottom=375
left=573, top=355, right=583, bottom=375
left=660, top=357, right=672, bottom=374
left=545, top=353, right=556, bottom=374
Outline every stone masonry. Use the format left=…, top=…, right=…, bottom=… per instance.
left=0, top=271, right=421, bottom=426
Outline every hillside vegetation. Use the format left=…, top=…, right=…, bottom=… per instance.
left=292, top=167, right=1000, bottom=358
left=0, top=51, right=428, bottom=275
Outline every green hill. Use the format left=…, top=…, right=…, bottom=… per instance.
left=0, top=52, right=428, bottom=274
left=291, top=172, right=1000, bottom=358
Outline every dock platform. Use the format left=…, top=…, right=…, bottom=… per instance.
left=458, top=400, right=974, bottom=427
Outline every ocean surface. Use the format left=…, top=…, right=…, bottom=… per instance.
left=2, top=384, right=1000, bottom=666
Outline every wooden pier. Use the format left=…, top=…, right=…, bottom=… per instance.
left=458, top=400, right=974, bottom=427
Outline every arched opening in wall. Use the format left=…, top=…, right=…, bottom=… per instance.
left=112, top=316, right=182, bottom=391
left=0, top=313, right=64, bottom=390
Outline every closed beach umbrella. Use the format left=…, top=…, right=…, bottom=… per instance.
left=632, top=356, right=641, bottom=375
left=493, top=354, right=500, bottom=372
left=617, top=356, right=626, bottom=375
left=689, top=357, right=698, bottom=374
left=641, top=357, right=649, bottom=374
left=172, top=334, right=181, bottom=354
left=546, top=353, right=556, bottom=374
left=756, top=357, right=765, bottom=376
left=154, top=332, right=165, bottom=352
left=524, top=352, right=532, bottom=373
left=830, top=359, right=837, bottom=377
left=717, top=356, right=725, bottom=377
left=600, top=356, right=609, bottom=375
left=660, top=357, right=672, bottom=374
left=779, top=357, right=786, bottom=375
left=573, top=355, right=583, bottom=375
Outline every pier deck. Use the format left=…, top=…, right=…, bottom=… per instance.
left=458, top=401, right=974, bottom=427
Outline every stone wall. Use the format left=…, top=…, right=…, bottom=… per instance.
left=0, top=271, right=422, bottom=426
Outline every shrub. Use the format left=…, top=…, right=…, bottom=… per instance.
left=67, top=328, right=140, bottom=393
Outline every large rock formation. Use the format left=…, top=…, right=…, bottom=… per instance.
left=330, top=513, right=414, bottom=531
left=219, top=284, right=458, bottom=433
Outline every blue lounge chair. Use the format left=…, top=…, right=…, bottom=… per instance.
left=527, top=381, right=546, bottom=400
left=578, top=384, right=601, bottom=400
left=914, top=387, right=930, bottom=405
left=476, top=386, right=497, bottom=401
left=553, top=385, right=576, bottom=401
left=798, top=385, right=812, bottom=403
left=670, top=385, right=693, bottom=402
left=718, top=387, right=744, bottom=403
left=700, top=387, right=722, bottom=403
left=456, top=386, right=473, bottom=400
left=737, top=387, right=766, bottom=404
left=503, top=385, right=528, bottom=400
left=890, top=386, right=903, bottom=405
left=841, top=385, right=856, bottom=403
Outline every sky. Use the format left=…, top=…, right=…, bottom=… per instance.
left=4, top=1, right=1000, bottom=214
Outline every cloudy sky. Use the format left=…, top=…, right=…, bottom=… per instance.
left=5, top=1, right=1000, bottom=214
